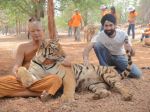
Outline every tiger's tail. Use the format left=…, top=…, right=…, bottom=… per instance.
left=120, top=50, right=132, bottom=79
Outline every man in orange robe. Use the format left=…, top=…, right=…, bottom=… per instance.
left=0, top=20, right=62, bottom=101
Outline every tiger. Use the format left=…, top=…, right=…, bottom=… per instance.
left=84, top=24, right=99, bottom=42
left=17, top=39, right=76, bottom=101
left=17, top=39, right=132, bottom=101
left=71, top=50, right=132, bottom=101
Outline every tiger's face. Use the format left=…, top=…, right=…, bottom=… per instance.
left=33, top=39, right=66, bottom=64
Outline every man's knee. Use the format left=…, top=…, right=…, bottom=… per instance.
left=0, top=75, right=16, bottom=81
left=51, top=75, right=62, bottom=86
left=129, top=64, right=142, bottom=78
left=93, top=42, right=105, bottom=51
left=129, top=72, right=142, bottom=79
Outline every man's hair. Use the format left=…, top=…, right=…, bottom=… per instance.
left=28, top=17, right=37, bottom=22
left=28, top=20, right=43, bottom=31
left=110, top=6, right=116, bottom=14
left=101, top=14, right=116, bottom=26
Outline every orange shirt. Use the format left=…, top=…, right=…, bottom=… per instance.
left=101, top=10, right=110, bottom=17
left=128, top=12, right=138, bottom=24
left=68, top=20, right=73, bottom=27
left=144, top=28, right=150, bottom=36
left=72, top=13, right=82, bottom=27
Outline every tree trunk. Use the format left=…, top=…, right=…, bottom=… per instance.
left=33, top=0, right=45, bottom=20
left=84, top=11, right=88, bottom=26
left=16, top=17, right=19, bottom=35
left=19, top=19, right=21, bottom=34
left=47, top=0, right=56, bottom=39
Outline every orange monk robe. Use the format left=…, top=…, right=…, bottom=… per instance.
left=0, top=75, right=62, bottom=97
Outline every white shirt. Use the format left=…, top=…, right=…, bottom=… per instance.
left=91, top=29, right=132, bottom=55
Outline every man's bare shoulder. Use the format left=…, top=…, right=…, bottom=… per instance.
left=17, top=42, right=32, bottom=51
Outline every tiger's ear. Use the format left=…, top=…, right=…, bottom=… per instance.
left=55, top=38, right=59, bottom=42
left=40, top=40, right=47, bottom=48
left=51, top=38, right=59, bottom=43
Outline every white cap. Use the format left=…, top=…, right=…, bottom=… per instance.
left=74, top=8, right=79, bottom=12
left=100, top=5, right=107, bottom=10
left=127, top=6, right=135, bottom=12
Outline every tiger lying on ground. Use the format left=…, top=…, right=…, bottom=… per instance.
left=71, top=50, right=132, bottom=101
left=17, top=39, right=133, bottom=101
left=84, top=24, right=99, bottom=42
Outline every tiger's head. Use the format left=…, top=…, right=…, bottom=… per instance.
left=33, top=39, right=66, bottom=64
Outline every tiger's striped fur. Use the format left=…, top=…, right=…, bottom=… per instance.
left=17, top=39, right=76, bottom=101
left=71, top=51, right=133, bottom=101
left=17, top=39, right=67, bottom=87
left=17, top=39, right=132, bottom=101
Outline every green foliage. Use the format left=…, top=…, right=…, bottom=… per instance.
left=55, top=16, right=68, bottom=30
left=0, top=0, right=148, bottom=30
left=55, top=0, right=105, bottom=29
left=0, top=0, right=46, bottom=27
left=138, top=0, right=150, bottom=23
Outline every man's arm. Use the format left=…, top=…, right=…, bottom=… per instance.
left=83, top=43, right=94, bottom=66
left=12, top=44, right=25, bottom=76
left=124, top=37, right=135, bottom=56
left=61, top=56, right=71, bottom=67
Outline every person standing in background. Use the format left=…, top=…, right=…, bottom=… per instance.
left=100, top=5, right=110, bottom=31
left=71, top=9, right=83, bottom=41
left=68, top=18, right=73, bottom=37
left=127, top=6, right=138, bottom=39
left=110, top=6, right=117, bottom=22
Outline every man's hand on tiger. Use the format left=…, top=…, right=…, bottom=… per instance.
left=83, top=59, right=90, bottom=67
left=12, top=66, right=20, bottom=81
left=124, top=44, right=135, bottom=56
left=62, top=58, right=71, bottom=67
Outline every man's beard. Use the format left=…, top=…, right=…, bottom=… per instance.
left=104, top=29, right=115, bottom=37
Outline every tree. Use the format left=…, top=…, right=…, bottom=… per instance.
left=48, top=0, right=56, bottom=39
left=56, top=0, right=104, bottom=26
left=139, top=0, right=150, bottom=23
left=0, top=0, right=47, bottom=35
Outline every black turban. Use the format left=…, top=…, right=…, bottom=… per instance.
left=101, top=14, right=116, bottom=26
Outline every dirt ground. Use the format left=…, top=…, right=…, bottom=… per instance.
left=0, top=34, right=150, bottom=112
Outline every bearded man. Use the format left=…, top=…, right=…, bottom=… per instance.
left=83, top=14, right=142, bottom=78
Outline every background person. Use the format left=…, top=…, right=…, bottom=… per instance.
left=0, top=20, right=62, bottom=101
left=83, top=14, right=142, bottom=78
left=71, top=9, right=83, bottom=41
left=127, top=6, right=138, bottom=39
left=68, top=18, right=73, bottom=37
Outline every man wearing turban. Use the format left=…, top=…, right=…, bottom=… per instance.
left=83, top=14, right=142, bottom=78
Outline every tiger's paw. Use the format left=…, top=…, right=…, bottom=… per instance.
left=17, top=67, right=37, bottom=87
left=122, top=93, right=133, bottom=101
left=92, top=90, right=111, bottom=100
left=60, top=94, right=75, bottom=102
left=40, top=90, right=52, bottom=102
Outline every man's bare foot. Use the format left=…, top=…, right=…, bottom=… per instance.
left=40, top=90, right=52, bottom=102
